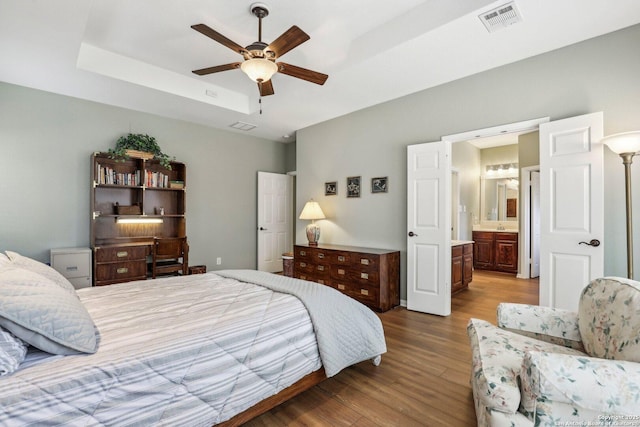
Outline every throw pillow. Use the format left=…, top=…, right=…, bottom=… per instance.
left=5, top=251, right=77, bottom=295
left=0, top=265, right=98, bottom=355
left=578, top=277, right=640, bottom=362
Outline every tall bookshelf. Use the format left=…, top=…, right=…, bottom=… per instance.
left=90, top=152, right=186, bottom=285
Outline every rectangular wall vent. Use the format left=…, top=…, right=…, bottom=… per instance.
left=229, top=121, right=257, bottom=131
left=479, top=2, right=522, bottom=33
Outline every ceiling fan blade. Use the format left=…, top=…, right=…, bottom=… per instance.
left=258, top=79, right=275, bottom=96
left=192, top=62, right=241, bottom=76
left=267, top=26, right=310, bottom=58
left=277, top=63, right=328, bottom=85
left=191, top=24, right=247, bottom=55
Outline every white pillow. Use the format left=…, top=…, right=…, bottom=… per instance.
left=0, top=326, right=28, bottom=376
left=5, top=251, right=77, bottom=295
left=0, top=252, right=10, bottom=266
left=0, top=265, right=97, bottom=355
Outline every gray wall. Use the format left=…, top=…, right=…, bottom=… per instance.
left=0, top=82, right=287, bottom=270
left=297, top=24, right=640, bottom=300
left=452, top=141, right=481, bottom=241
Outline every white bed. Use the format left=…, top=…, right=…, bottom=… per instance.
left=0, top=256, right=386, bottom=427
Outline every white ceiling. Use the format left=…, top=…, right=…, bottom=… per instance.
left=2, top=0, right=640, bottom=142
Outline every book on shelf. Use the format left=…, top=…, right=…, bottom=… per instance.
left=95, top=164, right=141, bottom=186
left=146, top=170, right=170, bottom=188
left=169, top=180, right=184, bottom=189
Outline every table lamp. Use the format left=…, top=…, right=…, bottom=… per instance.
left=299, top=199, right=325, bottom=246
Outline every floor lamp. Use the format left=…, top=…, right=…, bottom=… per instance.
left=602, top=131, right=640, bottom=279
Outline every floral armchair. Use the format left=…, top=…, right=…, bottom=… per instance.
left=467, top=277, right=640, bottom=427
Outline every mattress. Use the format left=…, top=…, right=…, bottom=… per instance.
left=0, top=273, right=322, bottom=426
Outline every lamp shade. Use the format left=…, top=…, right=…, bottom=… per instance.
left=299, top=200, right=325, bottom=220
left=240, top=58, right=278, bottom=83
left=602, top=131, right=640, bottom=154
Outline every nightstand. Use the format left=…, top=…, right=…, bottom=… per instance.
left=50, top=247, right=92, bottom=289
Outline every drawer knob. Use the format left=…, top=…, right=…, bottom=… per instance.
left=300, top=250, right=306, bottom=256
left=317, top=253, right=325, bottom=259
left=361, top=272, right=369, bottom=280
left=116, top=267, right=129, bottom=274
left=360, top=289, right=369, bottom=296
left=337, top=284, right=345, bottom=290
left=317, top=265, right=324, bottom=271
left=299, top=262, right=307, bottom=268
left=360, top=259, right=370, bottom=265
left=338, top=256, right=346, bottom=262
left=116, top=251, right=128, bottom=258
left=65, top=266, right=78, bottom=272
left=318, top=279, right=325, bottom=284
left=337, top=268, right=345, bottom=275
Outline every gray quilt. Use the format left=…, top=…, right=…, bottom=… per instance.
left=216, top=269, right=387, bottom=377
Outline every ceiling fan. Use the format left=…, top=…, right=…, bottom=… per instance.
left=191, top=2, right=328, bottom=97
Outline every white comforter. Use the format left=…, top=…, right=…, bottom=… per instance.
left=1, top=273, right=321, bottom=426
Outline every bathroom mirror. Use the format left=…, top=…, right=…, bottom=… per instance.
left=480, top=176, right=519, bottom=222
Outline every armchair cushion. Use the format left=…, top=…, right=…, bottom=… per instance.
left=467, top=318, right=585, bottom=415
left=520, top=351, right=640, bottom=425
left=578, top=277, right=640, bottom=362
left=497, top=303, right=583, bottom=351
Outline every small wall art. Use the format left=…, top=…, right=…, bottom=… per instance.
left=325, top=181, right=337, bottom=196
left=346, top=176, right=361, bottom=198
left=371, top=176, right=388, bottom=193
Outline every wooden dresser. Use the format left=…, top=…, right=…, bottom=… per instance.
left=293, top=244, right=400, bottom=312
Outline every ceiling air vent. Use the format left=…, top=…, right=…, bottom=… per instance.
left=479, top=2, right=522, bottom=33
left=229, top=121, right=257, bottom=131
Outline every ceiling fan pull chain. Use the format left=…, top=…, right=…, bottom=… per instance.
left=259, top=92, right=263, bottom=115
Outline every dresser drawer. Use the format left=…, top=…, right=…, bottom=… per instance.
left=96, top=246, right=148, bottom=262
left=327, top=251, right=352, bottom=265
left=347, top=269, right=380, bottom=285
left=351, top=254, right=379, bottom=270
left=95, top=260, right=147, bottom=283
left=294, top=260, right=315, bottom=274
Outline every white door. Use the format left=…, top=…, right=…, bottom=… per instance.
left=530, top=171, right=541, bottom=278
left=257, top=172, right=292, bottom=272
left=539, top=112, right=604, bottom=311
left=407, top=141, right=451, bottom=316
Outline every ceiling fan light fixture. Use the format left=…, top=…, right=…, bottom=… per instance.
left=240, top=58, right=278, bottom=83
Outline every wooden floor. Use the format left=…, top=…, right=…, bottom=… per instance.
left=246, top=271, right=539, bottom=427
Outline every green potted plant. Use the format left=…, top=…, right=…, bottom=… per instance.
left=108, top=133, right=174, bottom=169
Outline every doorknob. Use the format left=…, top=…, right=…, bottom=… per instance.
left=259, top=227, right=268, bottom=231
left=408, top=231, right=418, bottom=237
left=579, top=239, right=600, bottom=247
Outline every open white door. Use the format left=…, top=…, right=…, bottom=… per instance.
left=407, top=141, right=451, bottom=316
left=539, top=112, right=603, bottom=311
left=257, top=172, right=292, bottom=272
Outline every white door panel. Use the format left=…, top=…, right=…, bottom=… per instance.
left=407, top=142, right=451, bottom=316
left=539, top=112, right=603, bottom=311
left=257, top=172, right=292, bottom=272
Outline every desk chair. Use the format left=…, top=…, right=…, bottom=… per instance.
left=151, top=237, right=189, bottom=279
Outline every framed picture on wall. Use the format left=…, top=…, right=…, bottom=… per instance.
left=325, top=181, right=337, bottom=196
left=371, top=176, right=388, bottom=193
left=346, top=176, right=361, bottom=198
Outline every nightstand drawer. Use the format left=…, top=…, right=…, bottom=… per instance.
left=51, top=251, right=91, bottom=279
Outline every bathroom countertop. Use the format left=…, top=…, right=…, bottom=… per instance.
left=451, top=240, right=474, bottom=246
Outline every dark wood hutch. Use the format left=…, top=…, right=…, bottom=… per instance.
left=90, top=152, right=187, bottom=286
